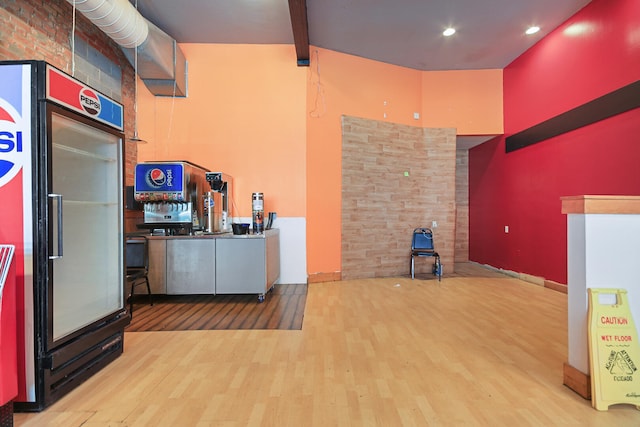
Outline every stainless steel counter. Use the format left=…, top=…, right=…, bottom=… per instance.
left=145, top=230, right=280, bottom=240
left=145, top=229, right=280, bottom=302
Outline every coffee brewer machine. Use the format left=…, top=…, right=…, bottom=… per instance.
left=206, top=172, right=233, bottom=232
left=134, top=161, right=209, bottom=234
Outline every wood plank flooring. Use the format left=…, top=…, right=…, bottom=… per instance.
left=126, top=284, right=307, bottom=332
left=14, top=263, right=640, bottom=426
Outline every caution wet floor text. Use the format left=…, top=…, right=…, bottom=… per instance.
left=588, top=288, right=640, bottom=411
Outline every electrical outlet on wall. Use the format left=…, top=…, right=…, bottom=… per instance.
left=432, top=220, right=438, bottom=229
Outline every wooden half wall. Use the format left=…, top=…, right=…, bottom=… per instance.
left=341, top=116, right=456, bottom=280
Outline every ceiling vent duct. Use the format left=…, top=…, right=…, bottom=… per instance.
left=122, top=19, right=187, bottom=97
left=67, top=0, right=187, bottom=97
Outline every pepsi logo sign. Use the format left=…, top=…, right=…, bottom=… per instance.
left=79, top=88, right=101, bottom=116
left=148, top=168, right=166, bottom=187
left=0, top=100, right=27, bottom=188
left=145, top=167, right=174, bottom=189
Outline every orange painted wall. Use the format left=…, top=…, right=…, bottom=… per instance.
left=305, top=49, right=503, bottom=276
left=421, top=69, right=503, bottom=135
left=306, top=48, right=423, bottom=275
left=136, top=44, right=503, bottom=278
left=136, top=44, right=307, bottom=217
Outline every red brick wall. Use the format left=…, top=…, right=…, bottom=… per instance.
left=0, top=0, right=136, bottom=184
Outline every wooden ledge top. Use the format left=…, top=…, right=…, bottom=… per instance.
left=561, top=195, right=640, bottom=214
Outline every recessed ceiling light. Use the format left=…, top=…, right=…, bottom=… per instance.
left=443, top=28, right=456, bottom=37
left=525, top=26, right=540, bottom=35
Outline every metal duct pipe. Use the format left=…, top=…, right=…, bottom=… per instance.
left=67, top=0, right=148, bottom=48
left=67, top=0, right=187, bottom=96
left=122, top=20, right=188, bottom=97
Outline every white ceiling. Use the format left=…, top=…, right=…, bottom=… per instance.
left=132, top=0, right=592, bottom=148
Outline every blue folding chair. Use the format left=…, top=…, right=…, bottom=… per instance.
left=410, top=228, right=442, bottom=281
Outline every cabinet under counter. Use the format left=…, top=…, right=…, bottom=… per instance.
left=167, top=238, right=216, bottom=294
left=145, top=229, right=280, bottom=302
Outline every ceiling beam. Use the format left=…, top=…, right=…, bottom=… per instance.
left=288, top=0, right=310, bottom=66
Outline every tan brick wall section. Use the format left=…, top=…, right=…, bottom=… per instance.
left=342, top=116, right=457, bottom=280
left=455, top=149, right=469, bottom=262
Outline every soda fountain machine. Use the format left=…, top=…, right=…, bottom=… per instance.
left=134, top=161, right=209, bottom=235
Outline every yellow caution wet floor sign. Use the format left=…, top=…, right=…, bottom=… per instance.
left=588, top=288, right=640, bottom=411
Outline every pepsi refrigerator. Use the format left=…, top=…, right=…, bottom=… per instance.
left=0, top=60, right=129, bottom=411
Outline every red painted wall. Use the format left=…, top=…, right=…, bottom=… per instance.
left=469, top=0, right=640, bottom=284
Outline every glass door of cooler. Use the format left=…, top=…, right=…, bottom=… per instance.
left=47, top=106, right=123, bottom=346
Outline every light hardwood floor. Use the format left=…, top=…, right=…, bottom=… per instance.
left=14, top=264, right=640, bottom=426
